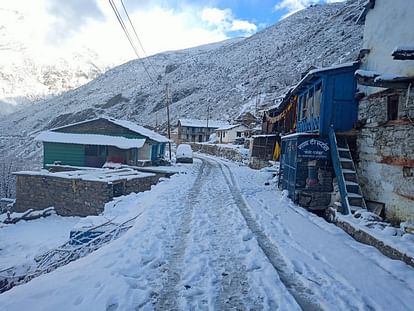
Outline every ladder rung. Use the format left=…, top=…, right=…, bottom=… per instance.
left=348, top=192, right=362, bottom=198
left=338, top=147, right=349, bottom=152
left=345, top=181, right=358, bottom=186
left=342, top=169, right=356, bottom=174
left=340, top=157, right=352, bottom=162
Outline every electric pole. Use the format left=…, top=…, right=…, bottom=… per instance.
left=166, top=83, right=172, bottom=160
left=206, top=103, right=210, bottom=142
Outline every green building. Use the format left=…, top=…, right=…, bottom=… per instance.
left=35, top=117, right=169, bottom=168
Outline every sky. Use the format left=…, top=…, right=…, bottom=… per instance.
left=1, top=0, right=344, bottom=65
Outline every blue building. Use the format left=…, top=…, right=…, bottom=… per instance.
left=278, top=62, right=367, bottom=215
left=294, top=62, right=359, bottom=135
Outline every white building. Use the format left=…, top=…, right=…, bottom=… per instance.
left=215, top=124, right=250, bottom=144
left=355, top=0, right=414, bottom=223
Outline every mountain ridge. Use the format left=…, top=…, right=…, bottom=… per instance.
left=0, top=0, right=365, bottom=167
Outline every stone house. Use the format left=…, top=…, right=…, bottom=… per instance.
left=355, top=0, right=414, bottom=222
left=233, top=112, right=258, bottom=128
left=215, top=124, right=250, bottom=144
left=35, top=117, right=170, bottom=168
left=177, top=118, right=228, bottom=143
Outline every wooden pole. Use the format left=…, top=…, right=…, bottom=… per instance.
left=206, top=103, right=210, bottom=142
left=166, top=83, right=172, bottom=160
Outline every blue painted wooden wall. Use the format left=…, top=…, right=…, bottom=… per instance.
left=295, top=63, right=358, bottom=135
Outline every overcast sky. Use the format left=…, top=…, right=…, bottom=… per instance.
left=2, top=0, right=344, bottom=65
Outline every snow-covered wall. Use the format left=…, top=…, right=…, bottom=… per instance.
left=361, top=0, right=414, bottom=92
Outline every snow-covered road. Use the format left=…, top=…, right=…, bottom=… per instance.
left=0, top=155, right=413, bottom=310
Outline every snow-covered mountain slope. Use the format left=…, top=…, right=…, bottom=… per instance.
left=0, top=0, right=364, bottom=164
left=0, top=8, right=110, bottom=115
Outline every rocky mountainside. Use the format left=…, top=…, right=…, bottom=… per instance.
left=0, top=0, right=365, bottom=167
left=0, top=8, right=110, bottom=115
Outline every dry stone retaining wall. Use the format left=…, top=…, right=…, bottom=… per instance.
left=189, top=143, right=245, bottom=162
left=13, top=173, right=160, bottom=217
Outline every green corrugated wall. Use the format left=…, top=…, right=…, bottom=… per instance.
left=43, top=142, right=85, bottom=167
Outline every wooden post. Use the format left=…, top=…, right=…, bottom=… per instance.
left=166, top=83, right=172, bottom=160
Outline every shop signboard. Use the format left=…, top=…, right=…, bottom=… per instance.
left=297, top=137, right=330, bottom=160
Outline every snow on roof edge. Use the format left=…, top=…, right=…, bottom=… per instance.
left=35, top=131, right=146, bottom=149
left=179, top=118, right=229, bottom=128
left=48, top=117, right=170, bottom=143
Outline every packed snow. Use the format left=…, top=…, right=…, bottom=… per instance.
left=1, top=155, right=413, bottom=310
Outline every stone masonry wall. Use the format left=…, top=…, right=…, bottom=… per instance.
left=124, top=175, right=160, bottom=195
left=13, top=174, right=113, bottom=216
left=357, top=89, right=414, bottom=222
left=13, top=173, right=161, bottom=217
left=189, top=143, right=244, bottom=162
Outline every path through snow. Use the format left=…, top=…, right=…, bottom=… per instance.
left=0, top=155, right=413, bottom=310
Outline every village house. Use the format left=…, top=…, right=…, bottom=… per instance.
left=35, top=117, right=170, bottom=168
left=215, top=124, right=250, bottom=144
left=355, top=0, right=414, bottom=222
left=278, top=62, right=362, bottom=213
left=12, top=117, right=171, bottom=216
left=176, top=118, right=228, bottom=143
left=233, top=112, right=258, bottom=128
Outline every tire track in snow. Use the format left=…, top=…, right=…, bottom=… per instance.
left=199, top=158, right=263, bottom=310
left=214, top=158, right=327, bottom=311
left=154, top=160, right=208, bottom=310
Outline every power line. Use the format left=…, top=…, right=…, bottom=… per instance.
left=119, top=0, right=159, bottom=79
left=108, top=0, right=156, bottom=84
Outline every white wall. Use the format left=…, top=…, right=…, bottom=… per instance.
left=361, top=0, right=414, bottom=93
left=216, top=125, right=249, bottom=144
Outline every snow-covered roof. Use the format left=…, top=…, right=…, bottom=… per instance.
left=392, top=46, right=414, bottom=60
left=252, top=134, right=278, bottom=138
left=355, top=69, right=414, bottom=88
left=306, top=62, right=359, bottom=77
left=108, top=118, right=170, bottom=143
left=35, top=131, right=146, bottom=149
left=179, top=118, right=229, bottom=128
left=49, top=117, right=170, bottom=143
left=216, top=124, right=247, bottom=131
left=293, top=62, right=359, bottom=94
left=14, top=168, right=155, bottom=183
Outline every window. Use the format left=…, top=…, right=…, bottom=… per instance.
left=307, top=89, right=314, bottom=118
left=314, top=83, right=322, bottom=117
left=301, top=94, right=307, bottom=120
left=236, top=132, right=242, bottom=137
left=387, top=95, right=399, bottom=121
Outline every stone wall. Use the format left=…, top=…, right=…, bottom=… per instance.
left=13, top=173, right=161, bottom=217
left=357, top=89, right=414, bottom=222
left=189, top=143, right=245, bottom=162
